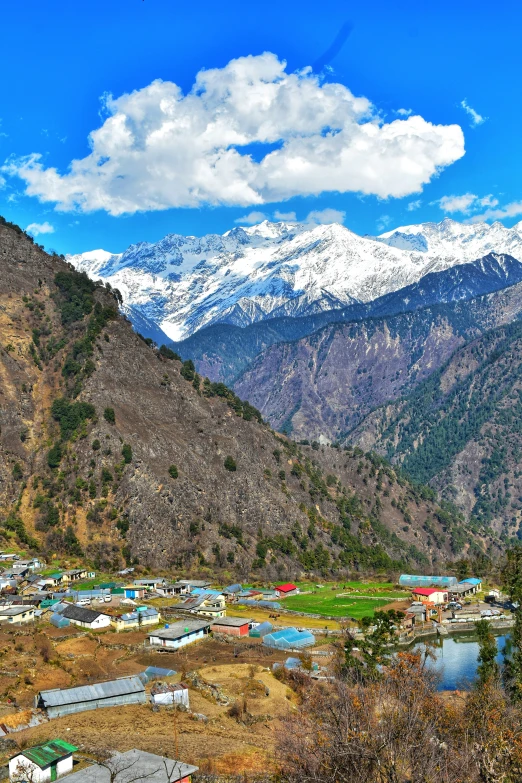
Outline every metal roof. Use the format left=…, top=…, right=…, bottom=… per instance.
left=16, top=739, right=77, bottom=768
left=0, top=605, right=34, bottom=616
left=211, top=616, right=251, bottom=627
left=57, top=749, right=198, bottom=783
left=460, top=577, right=482, bottom=585
left=38, top=676, right=145, bottom=708
left=61, top=605, right=107, bottom=623
left=149, top=620, right=210, bottom=641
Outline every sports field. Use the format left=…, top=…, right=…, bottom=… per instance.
left=281, top=582, right=409, bottom=619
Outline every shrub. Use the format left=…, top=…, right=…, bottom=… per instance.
left=47, top=443, right=62, bottom=469
left=121, top=444, right=132, bottom=463
left=12, top=463, right=23, bottom=481
left=103, top=407, right=115, bottom=424
left=168, top=465, right=179, bottom=479
left=92, top=439, right=101, bottom=451
left=224, top=456, right=237, bottom=472
left=101, top=467, right=113, bottom=483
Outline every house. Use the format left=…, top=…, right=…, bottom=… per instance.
left=9, top=739, right=77, bottom=782
left=155, top=583, right=188, bottom=598
left=17, top=558, right=43, bottom=571
left=111, top=608, right=160, bottom=632
left=59, top=604, right=111, bottom=630
left=178, top=579, right=212, bottom=591
left=449, top=583, right=476, bottom=600
left=171, top=592, right=226, bottom=618
left=148, top=619, right=211, bottom=649
left=35, top=676, right=146, bottom=718
left=0, top=605, right=35, bottom=624
left=223, top=584, right=242, bottom=601
left=408, top=603, right=428, bottom=623
left=55, top=749, right=198, bottom=783
left=62, top=569, right=88, bottom=582
left=133, top=578, right=167, bottom=589
left=275, top=583, right=299, bottom=598
left=411, top=588, right=448, bottom=605
left=210, top=617, right=251, bottom=636
left=459, top=577, right=482, bottom=594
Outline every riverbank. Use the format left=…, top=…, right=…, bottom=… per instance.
left=397, top=618, right=514, bottom=646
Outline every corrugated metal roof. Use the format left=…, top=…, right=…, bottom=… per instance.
left=56, top=749, right=198, bottom=782
left=61, top=605, right=107, bottom=623
left=211, top=616, right=251, bottom=627
left=18, top=739, right=77, bottom=768
left=39, top=676, right=145, bottom=708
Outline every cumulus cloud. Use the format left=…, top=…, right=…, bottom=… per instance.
left=406, top=199, right=422, bottom=211
left=26, top=221, right=55, bottom=236
left=234, top=211, right=267, bottom=224
left=460, top=99, right=486, bottom=127
left=3, top=53, right=465, bottom=216
left=305, top=208, right=346, bottom=225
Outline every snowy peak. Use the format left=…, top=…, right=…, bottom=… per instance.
left=68, top=219, right=522, bottom=342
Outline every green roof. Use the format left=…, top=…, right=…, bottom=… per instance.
left=19, top=739, right=77, bottom=768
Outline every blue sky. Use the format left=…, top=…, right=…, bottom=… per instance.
left=0, top=0, right=520, bottom=254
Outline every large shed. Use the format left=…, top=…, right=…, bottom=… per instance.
left=36, top=676, right=146, bottom=718
left=55, top=749, right=198, bottom=783
left=210, top=617, right=251, bottom=636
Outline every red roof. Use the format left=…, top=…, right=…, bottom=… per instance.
left=412, top=587, right=445, bottom=596
left=276, top=583, right=298, bottom=593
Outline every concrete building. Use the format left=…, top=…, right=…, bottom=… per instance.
left=36, top=676, right=146, bottom=719
left=172, top=592, right=226, bottom=619
left=275, top=583, right=299, bottom=597
left=411, top=588, right=448, bottom=605
left=459, top=577, right=482, bottom=594
left=57, top=749, right=198, bottom=783
left=150, top=683, right=190, bottom=708
left=0, top=605, right=35, bottom=624
left=110, top=608, right=160, bottom=632
left=9, top=739, right=77, bottom=782
left=210, top=617, right=251, bottom=636
left=148, top=620, right=211, bottom=650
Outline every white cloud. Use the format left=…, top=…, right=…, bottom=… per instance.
left=434, top=193, right=500, bottom=215
left=0, top=175, right=5, bottom=189
left=2, top=54, right=465, bottom=216
left=468, top=201, right=522, bottom=223
left=377, top=214, right=392, bottom=231
left=396, top=108, right=413, bottom=117
left=407, top=199, right=422, bottom=211
left=305, top=208, right=345, bottom=225
left=26, top=221, right=55, bottom=236
left=460, top=99, right=486, bottom=127
left=234, top=211, right=267, bottom=224
left=273, top=210, right=297, bottom=221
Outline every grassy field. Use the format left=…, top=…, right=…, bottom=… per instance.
left=281, top=582, right=410, bottom=619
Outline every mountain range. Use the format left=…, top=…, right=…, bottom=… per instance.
left=68, top=218, right=522, bottom=343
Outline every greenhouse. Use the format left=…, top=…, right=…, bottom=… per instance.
left=239, top=599, right=281, bottom=610
left=249, top=621, right=273, bottom=638
left=263, top=627, right=315, bottom=650
left=399, top=574, right=458, bottom=589
left=50, top=612, right=70, bottom=628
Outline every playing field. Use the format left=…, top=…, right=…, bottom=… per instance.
left=281, top=582, right=409, bottom=619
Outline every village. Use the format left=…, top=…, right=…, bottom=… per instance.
left=0, top=554, right=513, bottom=781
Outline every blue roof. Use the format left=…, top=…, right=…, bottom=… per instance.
left=460, top=578, right=482, bottom=585
left=263, top=627, right=315, bottom=649
left=224, top=584, right=242, bottom=593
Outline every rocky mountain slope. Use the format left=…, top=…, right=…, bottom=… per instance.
left=1, top=217, right=489, bottom=575
left=233, top=278, right=522, bottom=443
left=68, top=218, right=522, bottom=343
left=175, top=252, right=522, bottom=385
left=351, top=318, right=522, bottom=542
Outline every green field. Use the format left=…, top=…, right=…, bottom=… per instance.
left=281, top=582, right=409, bottom=619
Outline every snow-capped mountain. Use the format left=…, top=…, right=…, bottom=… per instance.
left=68, top=218, right=522, bottom=342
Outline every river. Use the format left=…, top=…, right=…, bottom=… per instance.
left=411, top=632, right=510, bottom=690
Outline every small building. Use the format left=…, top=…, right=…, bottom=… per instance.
left=36, top=676, right=146, bottom=719
left=275, top=583, right=299, bottom=598
left=56, top=749, right=198, bottom=783
left=50, top=612, right=70, bottom=629
left=62, top=569, right=88, bottom=583
left=59, top=605, right=111, bottom=630
left=150, top=682, right=190, bottom=708
left=449, top=583, right=476, bottom=600
left=148, top=620, right=211, bottom=650
left=411, top=588, right=448, bottom=605
left=263, top=627, right=315, bottom=650
left=111, top=608, right=160, bottom=632
left=124, top=586, right=146, bottom=600
left=133, top=578, right=167, bottom=589
left=0, top=605, right=35, bottom=624
left=178, top=579, right=212, bottom=591
left=9, top=739, right=77, bottom=782
left=155, top=583, right=188, bottom=598
left=210, top=617, right=251, bottom=636
left=459, top=577, right=482, bottom=594
left=172, top=592, right=226, bottom=619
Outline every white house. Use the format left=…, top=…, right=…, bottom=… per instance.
left=0, top=605, right=35, bottom=624
left=9, top=739, right=77, bottom=782
left=59, top=604, right=111, bottom=629
left=148, top=619, right=211, bottom=649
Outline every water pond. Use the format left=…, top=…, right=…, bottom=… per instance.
left=411, top=632, right=510, bottom=690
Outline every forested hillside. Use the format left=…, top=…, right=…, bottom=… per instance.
left=352, top=319, right=522, bottom=542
